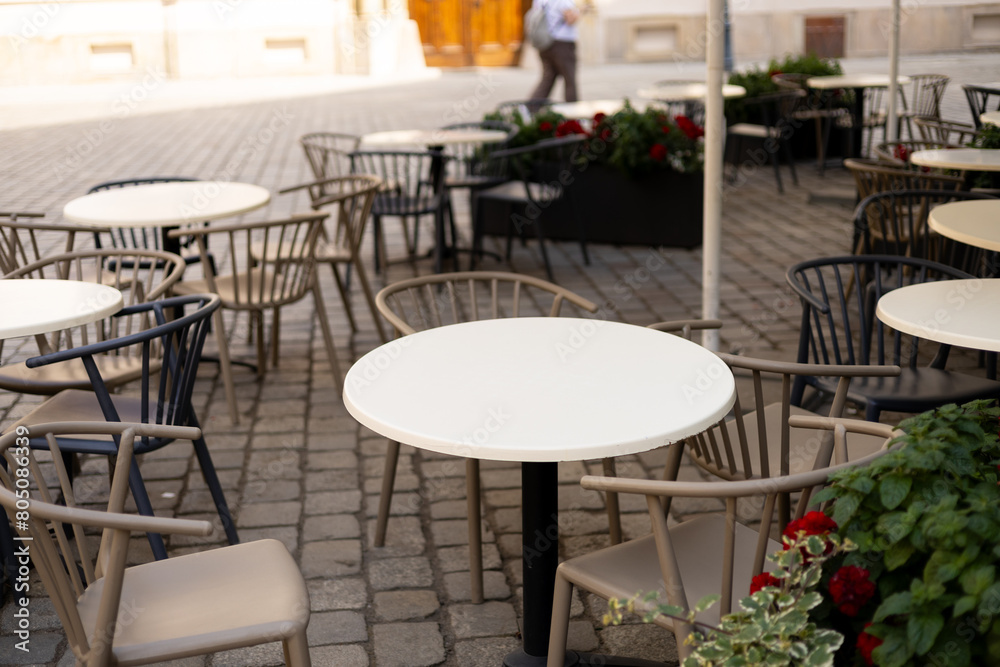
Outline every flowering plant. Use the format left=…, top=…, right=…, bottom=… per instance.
left=485, top=100, right=704, bottom=178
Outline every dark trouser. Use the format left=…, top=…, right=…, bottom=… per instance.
left=531, top=40, right=578, bottom=102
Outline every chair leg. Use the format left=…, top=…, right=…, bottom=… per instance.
left=191, top=427, right=239, bottom=546
left=770, top=139, right=784, bottom=194
left=211, top=309, right=240, bottom=425
left=374, top=439, right=401, bottom=547
left=534, top=216, right=555, bottom=282
left=546, top=572, right=573, bottom=667
left=349, top=256, right=388, bottom=343
left=783, top=138, right=798, bottom=186
left=271, top=307, right=281, bottom=368
left=311, top=281, right=342, bottom=387
left=602, top=457, right=622, bottom=546
left=466, top=458, right=484, bottom=604
left=330, top=263, right=358, bottom=334
left=126, top=458, right=168, bottom=559
left=282, top=629, right=312, bottom=667
left=864, top=402, right=881, bottom=423
left=254, top=310, right=267, bottom=378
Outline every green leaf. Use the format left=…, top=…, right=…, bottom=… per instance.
left=832, top=491, right=862, bottom=526
left=953, top=595, right=978, bottom=618
left=879, top=474, right=912, bottom=510
left=908, top=612, right=945, bottom=656
left=884, top=540, right=916, bottom=571
left=924, top=550, right=962, bottom=586
left=873, top=627, right=912, bottom=667
left=874, top=591, right=914, bottom=622
left=960, top=564, right=995, bottom=596
left=692, top=595, right=719, bottom=613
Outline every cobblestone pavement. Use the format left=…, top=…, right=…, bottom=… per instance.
left=0, top=52, right=996, bottom=666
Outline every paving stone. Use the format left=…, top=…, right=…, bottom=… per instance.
left=308, top=577, right=368, bottom=611
left=251, top=432, right=305, bottom=450
left=598, top=624, right=680, bottom=665
left=306, top=469, right=362, bottom=492
left=305, top=489, right=363, bottom=515
left=308, top=450, right=359, bottom=470
left=369, top=556, right=434, bottom=590
left=309, top=644, right=369, bottom=666
left=363, top=472, right=419, bottom=494
left=364, top=491, right=421, bottom=517
left=237, top=501, right=301, bottom=528
left=212, top=641, right=286, bottom=667
left=373, top=589, right=441, bottom=621
left=436, top=543, right=502, bottom=572
left=372, top=622, right=445, bottom=667
left=247, top=450, right=302, bottom=480
left=240, top=478, right=302, bottom=504
left=303, top=513, right=361, bottom=541
left=449, top=601, right=519, bottom=638
left=237, top=526, right=300, bottom=556
left=567, top=620, right=600, bottom=652
left=307, top=610, right=368, bottom=644
left=443, top=570, right=512, bottom=601
left=430, top=518, right=494, bottom=546
left=453, top=637, right=522, bottom=667
left=365, top=515, right=426, bottom=557
left=300, top=539, right=362, bottom=578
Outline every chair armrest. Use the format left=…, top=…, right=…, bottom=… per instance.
left=715, top=353, right=901, bottom=378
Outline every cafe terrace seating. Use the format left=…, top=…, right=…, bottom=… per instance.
left=0, top=422, right=311, bottom=667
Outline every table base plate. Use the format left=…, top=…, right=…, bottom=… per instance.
left=503, top=648, right=668, bottom=667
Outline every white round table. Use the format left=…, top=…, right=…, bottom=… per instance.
left=0, top=280, right=123, bottom=339
left=928, top=199, right=1000, bottom=252
left=343, top=317, right=735, bottom=664
left=548, top=99, right=651, bottom=119
left=806, top=74, right=911, bottom=161
left=63, top=181, right=271, bottom=229
left=981, top=110, right=1000, bottom=126
left=637, top=82, right=746, bottom=101
left=360, top=128, right=508, bottom=148
left=910, top=148, right=1000, bottom=171
left=876, top=279, right=1000, bottom=353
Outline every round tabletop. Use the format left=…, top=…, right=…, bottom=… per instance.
left=343, top=318, right=736, bottom=462
left=0, top=279, right=124, bottom=339
left=981, top=111, right=1000, bottom=126
left=928, top=199, right=1000, bottom=252
left=63, top=181, right=271, bottom=228
left=636, top=83, right=746, bottom=102
left=548, top=99, right=652, bottom=119
left=876, top=279, right=1000, bottom=353
left=910, top=148, right=1000, bottom=171
left=360, top=129, right=509, bottom=148
left=806, top=74, right=911, bottom=89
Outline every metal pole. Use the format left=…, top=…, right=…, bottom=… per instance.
left=886, top=0, right=901, bottom=142
left=702, top=0, right=725, bottom=352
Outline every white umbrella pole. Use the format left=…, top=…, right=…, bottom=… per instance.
left=702, top=0, right=725, bottom=351
left=886, top=0, right=901, bottom=142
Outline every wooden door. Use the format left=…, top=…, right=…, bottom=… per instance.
left=409, top=0, right=524, bottom=67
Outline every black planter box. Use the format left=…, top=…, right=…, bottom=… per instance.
left=477, top=165, right=704, bottom=248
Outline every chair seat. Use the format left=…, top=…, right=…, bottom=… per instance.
left=78, top=539, right=309, bottom=666
left=704, top=403, right=888, bottom=478
left=477, top=180, right=559, bottom=204
left=813, top=367, right=1000, bottom=414
left=445, top=174, right=507, bottom=190
left=372, top=194, right=438, bottom=217
left=174, top=268, right=295, bottom=308
left=557, top=515, right=779, bottom=628
left=728, top=123, right=783, bottom=139
left=0, top=355, right=160, bottom=395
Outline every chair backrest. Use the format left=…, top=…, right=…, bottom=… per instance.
left=375, top=270, right=598, bottom=336
left=0, top=212, right=96, bottom=275
left=843, top=157, right=965, bottom=200
left=86, top=178, right=197, bottom=252
left=349, top=150, right=443, bottom=216
left=963, top=83, right=1000, bottom=128
left=4, top=249, right=186, bottom=357
left=914, top=117, right=980, bottom=145
left=786, top=255, right=974, bottom=369
left=300, top=132, right=362, bottom=181
left=647, top=318, right=723, bottom=341
left=740, top=89, right=806, bottom=130
left=0, top=421, right=210, bottom=666
left=494, top=98, right=553, bottom=122
left=871, top=140, right=951, bottom=168
left=439, top=121, right=518, bottom=181
left=853, top=188, right=997, bottom=273
left=25, top=293, right=220, bottom=435
left=280, top=175, right=382, bottom=260
left=580, top=417, right=896, bottom=634
left=906, top=74, right=949, bottom=119
left=490, top=135, right=586, bottom=207
left=173, top=213, right=328, bottom=310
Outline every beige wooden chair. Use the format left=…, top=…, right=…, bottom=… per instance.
left=546, top=417, right=898, bottom=665
left=0, top=249, right=186, bottom=395
left=871, top=140, right=952, bottom=168
left=170, top=212, right=337, bottom=423
left=0, top=212, right=99, bottom=275
left=278, top=175, right=386, bottom=342
left=300, top=132, right=361, bottom=180
left=844, top=158, right=965, bottom=205
left=914, top=117, right=980, bottom=146
left=0, top=421, right=311, bottom=667
left=374, top=271, right=598, bottom=602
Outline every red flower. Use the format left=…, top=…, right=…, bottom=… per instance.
left=593, top=112, right=607, bottom=125
left=649, top=143, right=668, bottom=161
left=674, top=115, right=705, bottom=139
left=661, top=125, right=671, bottom=134
left=538, top=121, right=553, bottom=132
left=829, top=565, right=876, bottom=617
left=555, top=119, right=587, bottom=137
left=893, top=143, right=910, bottom=161
left=857, top=623, right=883, bottom=666
left=599, top=128, right=613, bottom=141
left=768, top=68, right=783, bottom=78
left=783, top=511, right=837, bottom=543
left=749, top=572, right=781, bottom=594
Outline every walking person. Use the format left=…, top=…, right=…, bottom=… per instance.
left=529, top=0, right=580, bottom=102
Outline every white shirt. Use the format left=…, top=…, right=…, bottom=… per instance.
left=541, top=0, right=578, bottom=42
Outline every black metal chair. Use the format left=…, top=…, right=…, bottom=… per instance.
left=726, top=89, right=803, bottom=193
left=349, top=150, right=445, bottom=273
left=471, top=135, right=587, bottom=282
left=963, top=83, right=1000, bottom=129
left=8, top=294, right=237, bottom=560
left=786, top=255, right=1000, bottom=421
left=853, top=189, right=998, bottom=275
left=898, top=74, right=950, bottom=139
